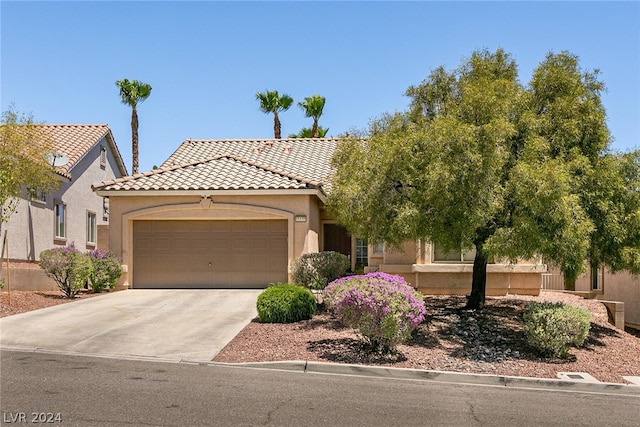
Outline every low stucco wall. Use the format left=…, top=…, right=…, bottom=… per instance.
left=571, top=269, right=640, bottom=330
left=598, top=272, right=640, bottom=329
left=0, top=265, right=58, bottom=291
left=1, top=263, right=128, bottom=292
left=376, top=263, right=542, bottom=296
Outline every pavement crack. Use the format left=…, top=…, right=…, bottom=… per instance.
left=465, top=398, right=483, bottom=426
left=263, top=397, right=294, bottom=426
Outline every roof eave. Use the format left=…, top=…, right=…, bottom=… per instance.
left=94, top=188, right=326, bottom=200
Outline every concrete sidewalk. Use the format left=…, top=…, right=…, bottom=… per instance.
left=0, top=289, right=260, bottom=361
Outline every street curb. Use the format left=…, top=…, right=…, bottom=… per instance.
left=206, top=360, right=640, bottom=396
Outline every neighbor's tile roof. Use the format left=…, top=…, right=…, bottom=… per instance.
left=94, top=138, right=338, bottom=193
left=37, top=124, right=127, bottom=178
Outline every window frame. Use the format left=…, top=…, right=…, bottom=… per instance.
left=87, top=210, right=97, bottom=247
left=355, top=237, right=368, bottom=268
left=28, top=187, right=47, bottom=204
left=432, top=244, right=477, bottom=263
left=54, top=201, right=66, bottom=241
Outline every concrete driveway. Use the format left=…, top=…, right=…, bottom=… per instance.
left=0, top=289, right=260, bottom=362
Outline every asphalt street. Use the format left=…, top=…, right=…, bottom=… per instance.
left=2, top=350, right=638, bottom=427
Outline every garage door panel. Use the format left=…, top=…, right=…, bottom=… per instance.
left=271, top=237, right=288, bottom=251
left=134, top=220, right=288, bottom=289
left=173, top=238, right=190, bottom=251
left=210, top=221, right=231, bottom=233
left=232, top=221, right=250, bottom=232
left=250, top=257, right=268, bottom=270
left=189, top=270, right=212, bottom=287
left=251, top=238, right=268, bottom=251
left=231, top=238, right=249, bottom=251
left=270, top=220, right=287, bottom=233
left=211, top=254, right=231, bottom=268
left=251, top=221, right=270, bottom=233
left=211, top=238, right=230, bottom=250
left=231, top=257, right=247, bottom=270
left=191, top=237, right=210, bottom=251
left=154, top=238, right=171, bottom=251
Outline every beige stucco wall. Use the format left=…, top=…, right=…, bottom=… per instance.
left=0, top=264, right=58, bottom=292
left=574, top=269, right=640, bottom=329
left=104, top=192, right=323, bottom=288
left=369, top=240, right=543, bottom=296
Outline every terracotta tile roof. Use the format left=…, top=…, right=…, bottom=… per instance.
left=36, top=124, right=127, bottom=178
left=94, top=138, right=338, bottom=193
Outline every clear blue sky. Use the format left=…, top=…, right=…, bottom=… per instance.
left=2, top=1, right=639, bottom=173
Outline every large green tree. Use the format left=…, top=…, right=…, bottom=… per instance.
left=0, top=106, right=59, bottom=231
left=329, top=49, right=616, bottom=310
left=584, top=150, right=640, bottom=277
left=256, top=90, right=294, bottom=139
left=116, top=78, right=152, bottom=175
left=298, top=95, right=326, bottom=138
left=526, top=52, right=612, bottom=288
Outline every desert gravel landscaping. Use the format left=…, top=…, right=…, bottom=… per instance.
left=214, top=291, right=640, bottom=385
left=3, top=289, right=639, bottom=385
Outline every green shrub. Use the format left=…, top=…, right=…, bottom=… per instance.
left=522, top=302, right=591, bottom=358
left=256, top=283, right=316, bottom=323
left=291, top=251, right=350, bottom=290
left=88, top=249, right=122, bottom=292
left=39, top=243, right=92, bottom=298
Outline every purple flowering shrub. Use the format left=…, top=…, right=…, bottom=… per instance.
left=324, top=272, right=426, bottom=353
left=88, top=249, right=122, bottom=292
left=39, top=243, right=92, bottom=298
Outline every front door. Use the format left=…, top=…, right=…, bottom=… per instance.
left=323, top=224, right=351, bottom=260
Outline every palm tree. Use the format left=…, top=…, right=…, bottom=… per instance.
left=288, top=126, right=329, bottom=138
left=116, top=79, right=152, bottom=174
left=297, top=95, right=326, bottom=138
left=255, top=90, right=294, bottom=139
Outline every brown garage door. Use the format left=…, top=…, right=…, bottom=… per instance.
left=133, top=220, right=288, bottom=288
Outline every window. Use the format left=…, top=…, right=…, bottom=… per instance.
left=28, top=188, right=46, bottom=203
left=373, top=240, right=384, bottom=254
left=54, top=202, right=66, bottom=239
left=433, top=244, right=476, bottom=262
left=590, top=266, right=603, bottom=291
left=355, top=237, right=368, bottom=268
left=100, top=145, right=107, bottom=169
left=87, top=211, right=97, bottom=245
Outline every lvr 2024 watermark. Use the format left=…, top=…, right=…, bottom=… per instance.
left=2, top=412, right=62, bottom=423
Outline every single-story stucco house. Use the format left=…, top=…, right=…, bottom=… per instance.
left=93, top=138, right=543, bottom=295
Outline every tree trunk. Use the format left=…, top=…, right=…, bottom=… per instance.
left=131, top=107, right=139, bottom=175
left=273, top=113, right=281, bottom=139
left=563, top=276, right=576, bottom=291
left=466, top=243, right=488, bottom=310
left=311, top=119, right=318, bottom=138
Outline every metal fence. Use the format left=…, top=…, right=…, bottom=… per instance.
left=541, top=273, right=565, bottom=290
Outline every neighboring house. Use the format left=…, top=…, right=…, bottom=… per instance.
left=1, top=124, right=127, bottom=290
left=93, top=137, right=542, bottom=296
